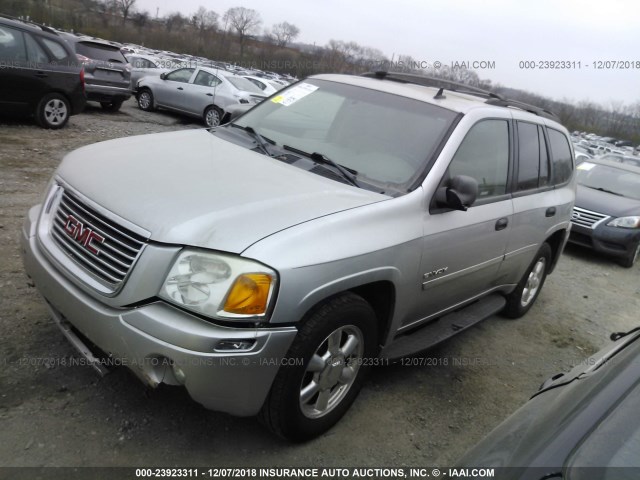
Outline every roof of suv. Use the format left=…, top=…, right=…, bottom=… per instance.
left=313, top=73, right=565, bottom=130
left=0, top=14, right=61, bottom=37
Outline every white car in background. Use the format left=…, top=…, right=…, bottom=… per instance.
left=242, top=75, right=284, bottom=96
left=136, top=66, right=266, bottom=126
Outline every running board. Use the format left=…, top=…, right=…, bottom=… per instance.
left=381, top=294, right=506, bottom=360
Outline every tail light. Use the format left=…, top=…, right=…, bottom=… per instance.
left=80, top=67, right=85, bottom=95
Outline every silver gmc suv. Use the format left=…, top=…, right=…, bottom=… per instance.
left=22, top=72, right=575, bottom=441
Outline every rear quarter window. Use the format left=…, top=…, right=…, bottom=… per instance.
left=41, top=38, right=70, bottom=61
left=548, top=128, right=573, bottom=185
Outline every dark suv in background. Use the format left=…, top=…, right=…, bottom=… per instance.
left=59, top=33, right=131, bottom=112
left=0, top=15, right=85, bottom=129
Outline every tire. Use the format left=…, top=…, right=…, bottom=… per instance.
left=137, top=89, right=154, bottom=111
left=100, top=100, right=123, bottom=112
left=503, top=243, right=552, bottom=319
left=35, top=93, right=70, bottom=129
left=619, top=242, right=639, bottom=268
left=204, top=106, right=222, bottom=127
left=259, top=293, right=378, bottom=441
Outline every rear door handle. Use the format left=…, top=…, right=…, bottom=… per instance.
left=495, top=218, right=509, bottom=231
left=546, top=207, right=557, bottom=217
left=177, top=87, right=183, bottom=90
left=206, top=93, right=213, bottom=96
left=35, top=71, right=48, bottom=78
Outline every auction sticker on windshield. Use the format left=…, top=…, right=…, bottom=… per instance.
left=271, top=83, right=318, bottom=106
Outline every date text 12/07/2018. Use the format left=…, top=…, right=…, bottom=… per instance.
left=518, top=60, right=640, bottom=69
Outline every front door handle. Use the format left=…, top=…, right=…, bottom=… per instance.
left=546, top=207, right=557, bottom=217
left=177, top=87, right=183, bottom=90
left=35, top=71, right=48, bottom=78
left=495, top=218, right=509, bottom=231
left=206, top=93, right=213, bottom=96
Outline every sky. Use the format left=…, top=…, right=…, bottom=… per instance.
left=134, top=0, right=640, bottom=106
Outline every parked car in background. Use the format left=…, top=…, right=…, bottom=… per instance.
left=596, top=153, right=640, bottom=168
left=0, top=15, right=85, bottom=128
left=125, top=54, right=184, bottom=91
left=136, top=66, right=266, bottom=126
left=569, top=158, right=640, bottom=267
left=458, top=327, right=640, bottom=476
left=242, top=75, right=283, bottom=96
left=573, top=146, right=592, bottom=164
left=59, top=32, right=131, bottom=111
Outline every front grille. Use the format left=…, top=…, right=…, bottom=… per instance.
left=571, top=206, right=609, bottom=229
left=50, top=189, right=146, bottom=290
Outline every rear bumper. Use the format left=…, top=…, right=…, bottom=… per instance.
left=85, top=84, right=131, bottom=103
left=21, top=204, right=297, bottom=416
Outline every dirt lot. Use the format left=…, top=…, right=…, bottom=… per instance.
left=1, top=100, right=638, bottom=470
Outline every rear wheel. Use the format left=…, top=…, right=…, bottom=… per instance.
left=35, top=93, right=70, bottom=129
left=503, top=243, right=552, bottom=319
left=137, top=89, right=154, bottom=111
left=619, top=242, right=639, bottom=268
left=259, top=293, right=378, bottom=441
left=204, top=106, right=222, bottom=127
left=100, top=100, right=123, bottom=112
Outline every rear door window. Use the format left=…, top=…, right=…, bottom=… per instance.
left=516, top=122, right=540, bottom=191
left=24, top=33, right=50, bottom=64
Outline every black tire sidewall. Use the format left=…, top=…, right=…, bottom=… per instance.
left=36, top=93, right=70, bottom=129
left=262, top=294, right=378, bottom=441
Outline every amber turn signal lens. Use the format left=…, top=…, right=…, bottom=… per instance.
left=223, top=274, right=272, bottom=315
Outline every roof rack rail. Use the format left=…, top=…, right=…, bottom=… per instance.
left=362, top=71, right=559, bottom=121
left=0, top=13, right=56, bottom=34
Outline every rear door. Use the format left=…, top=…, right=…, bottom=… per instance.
left=501, top=121, right=574, bottom=282
left=410, top=118, right=513, bottom=326
left=182, top=69, right=221, bottom=116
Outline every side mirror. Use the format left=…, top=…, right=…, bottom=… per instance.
left=435, top=175, right=478, bottom=211
left=159, top=72, right=167, bottom=80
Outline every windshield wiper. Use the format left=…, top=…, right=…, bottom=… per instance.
left=282, top=145, right=361, bottom=188
left=586, top=186, right=623, bottom=196
left=230, top=124, right=274, bottom=157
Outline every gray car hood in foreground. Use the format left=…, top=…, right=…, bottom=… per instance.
left=57, top=129, right=386, bottom=253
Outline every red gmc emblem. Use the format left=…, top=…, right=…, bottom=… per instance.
left=63, top=214, right=105, bottom=255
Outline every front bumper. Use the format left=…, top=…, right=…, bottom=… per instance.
left=21, top=204, right=297, bottom=417
left=569, top=222, right=640, bottom=260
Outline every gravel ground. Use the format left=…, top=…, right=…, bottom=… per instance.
left=1, top=100, right=638, bottom=470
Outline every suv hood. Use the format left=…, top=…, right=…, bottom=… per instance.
left=56, top=129, right=386, bottom=253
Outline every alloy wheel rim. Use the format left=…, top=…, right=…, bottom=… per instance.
left=44, top=99, right=67, bottom=125
left=206, top=109, right=220, bottom=127
left=521, top=257, right=546, bottom=307
left=139, top=93, right=151, bottom=109
left=299, top=325, right=364, bottom=419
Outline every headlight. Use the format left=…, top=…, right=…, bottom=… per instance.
left=607, top=216, right=640, bottom=229
left=159, top=249, right=277, bottom=321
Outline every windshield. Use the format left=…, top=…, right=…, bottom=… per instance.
left=232, top=78, right=458, bottom=193
left=576, top=162, right=640, bottom=200
left=226, top=76, right=265, bottom=94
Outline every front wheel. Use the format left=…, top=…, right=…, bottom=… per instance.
left=503, top=243, right=552, bottom=319
left=137, top=89, right=154, bottom=111
left=259, top=293, right=378, bottom=441
left=619, top=242, right=639, bottom=268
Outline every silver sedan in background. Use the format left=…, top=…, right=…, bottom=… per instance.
left=136, top=66, right=266, bottom=126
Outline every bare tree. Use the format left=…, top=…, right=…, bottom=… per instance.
left=117, top=0, right=136, bottom=24
left=193, top=6, right=218, bottom=35
left=165, top=12, right=187, bottom=33
left=223, top=7, right=262, bottom=57
left=272, top=21, right=300, bottom=48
